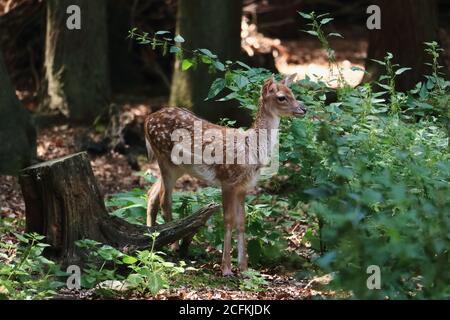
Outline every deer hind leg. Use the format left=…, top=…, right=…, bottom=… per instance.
left=146, top=179, right=161, bottom=227
left=221, top=187, right=237, bottom=276
left=236, top=190, right=248, bottom=272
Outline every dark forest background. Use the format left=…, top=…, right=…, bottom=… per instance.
left=1, top=0, right=449, bottom=105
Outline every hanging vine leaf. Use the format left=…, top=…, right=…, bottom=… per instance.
left=182, top=59, right=194, bottom=71
left=174, top=35, right=185, bottom=43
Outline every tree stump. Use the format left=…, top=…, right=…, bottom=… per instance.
left=19, top=152, right=220, bottom=265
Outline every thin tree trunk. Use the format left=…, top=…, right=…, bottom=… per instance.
left=170, top=0, right=251, bottom=126
left=0, top=49, right=36, bottom=175
left=44, top=0, right=110, bottom=123
left=365, top=0, right=447, bottom=91
left=19, top=152, right=219, bottom=265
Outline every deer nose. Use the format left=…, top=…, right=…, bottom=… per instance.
left=293, top=101, right=307, bottom=117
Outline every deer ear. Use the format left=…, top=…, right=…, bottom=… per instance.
left=262, top=76, right=276, bottom=96
left=280, top=73, right=297, bottom=86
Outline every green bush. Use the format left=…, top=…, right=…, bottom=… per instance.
left=75, top=234, right=190, bottom=297
left=281, top=13, right=450, bottom=299
left=130, top=14, right=450, bottom=299
left=0, top=233, right=65, bottom=300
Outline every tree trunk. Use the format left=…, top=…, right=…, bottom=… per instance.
left=45, top=0, right=110, bottom=123
left=170, top=0, right=251, bottom=126
left=19, top=152, right=220, bottom=265
left=365, top=0, right=447, bottom=91
left=0, top=49, right=36, bottom=175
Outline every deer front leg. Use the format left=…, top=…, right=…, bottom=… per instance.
left=146, top=179, right=161, bottom=226
left=221, top=188, right=236, bottom=276
left=236, top=191, right=248, bottom=272
left=159, top=169, right=179, bottom=250
left=159, top=169, right=178, bottom=223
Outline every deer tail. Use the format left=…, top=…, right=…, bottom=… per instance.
left=144, top=116, right=156, bottom=163
left=145, top=137, right=155, bottom=162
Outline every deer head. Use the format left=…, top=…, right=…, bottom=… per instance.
left=261, top=74, right=307, bottom=118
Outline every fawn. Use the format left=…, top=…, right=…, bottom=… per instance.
left=144, top=74, right=307, bottom=276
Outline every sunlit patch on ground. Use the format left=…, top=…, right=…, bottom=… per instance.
left=242, top=17, right=368, bottom=87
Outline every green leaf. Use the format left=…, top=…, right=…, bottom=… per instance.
left=200, top=55, right=213, bottom=65
left=415, top=102, right=433, bottom=109
left=298, top=12, right=312, bottom=19
left=126, top=274, right=144, bottom=287
left=419, top=83, right=429, bottom=99
left=395, top=67, right=411, bottom=75
left=213, top=61, right=226, bottom=72
left=371, top=59, right=386, bottom=66
left=426, top=78, right=435, bottom=89
left=207, top=78, right=226, bottom=100
left=304, top=30, right=318, bottom=37
left=218, top=91, right=239, bottom=102
left=182, top=59, right=194, bottom=71
left=328, top=33, right=343, bottom=38
left=98, top=245, right=122, bottom=261
left=13, top=233, right=29, bottom=243
left=148, top=274, right=163, bottom=295
left=377, top=83, right=392, bottom=90
left=127, top=27, right=138, bottom=39
left=232, top=74, right=249, bottom=89
left=198, top=48, right=217, bottom=59
left=138, top=38, right=151, bottom=45
left=170, top=46, right=181, bottom=54
left=155, top=30, right=170, bottom=36
left=123, top=255, right=138, bottom=265
left=236, top=61, right=252, bottom=70
left=320, top=18, right=334, bottom=25
left=174, top=35, right=185, bottom=43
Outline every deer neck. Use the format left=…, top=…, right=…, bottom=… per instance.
left=251, top=98, right=280, bottom=131
left=249, top=99, right=280, bottom=160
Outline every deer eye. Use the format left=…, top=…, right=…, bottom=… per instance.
left=277, top=96, right=287, bottom=102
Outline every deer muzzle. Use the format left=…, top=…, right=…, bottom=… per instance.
left=293, top=101, right=307, bottom=117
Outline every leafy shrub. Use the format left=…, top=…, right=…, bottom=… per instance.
left=285, top=12, right=450, bottom=299
left=130, top=15, right=450, bottom=299
left=0, top=233, right=65, bottom=300
left=106, top=189, right=148, bottom=225
left=239, top=269, right=268, bottom=292
left=123, top=233, right=190, bottom=295
left=75, top=239, right=126, bottom=289
left=76, top=233, right=189, bottom=297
